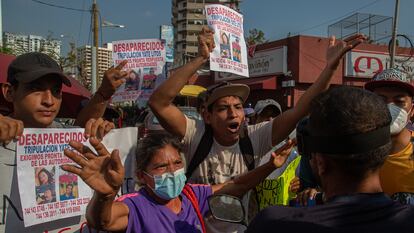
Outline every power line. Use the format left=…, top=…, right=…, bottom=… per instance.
left=292, top=0, right=383, bottom=36
left=31, top=0, right=89, bottom=12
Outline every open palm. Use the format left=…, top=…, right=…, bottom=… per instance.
left=62, top=138, right=125, bottom=196
left=326, top=34, right=367, bottom=69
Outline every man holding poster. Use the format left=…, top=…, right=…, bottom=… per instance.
left=0, top=52, right=115, bottom=232
left=205, top=4, right=249, bottom=77
left=149, top=26, right=366, bottom=233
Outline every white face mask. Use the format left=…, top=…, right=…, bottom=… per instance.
left=388, top=103, right=409, bottom=135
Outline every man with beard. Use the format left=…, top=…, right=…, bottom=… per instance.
left=149, top=27, right=366, bottom=233
left=247, top=86, right=414, bottom=233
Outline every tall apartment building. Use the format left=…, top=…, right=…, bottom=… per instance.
left=2, top=32, right=61, bottom=58
left=172, top=0, right=240, bottom=66
left=77, top=44, right=112, bottom=90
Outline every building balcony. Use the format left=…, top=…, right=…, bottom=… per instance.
left=186, top=35, right=198, bottom=42
left=187, top=3, right=205, bottom=9
left=187, top=13, right=205, bottom=20
left=186, top=24, right=203, bottom=31
left=185, top=45, right=198, bottom=53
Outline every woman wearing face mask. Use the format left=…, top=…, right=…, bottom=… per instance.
left=62, top=132, right=294, bottom=233
left=365, top=68, right=414, bottom=200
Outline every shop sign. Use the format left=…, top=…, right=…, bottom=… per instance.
left=345, top=50, right=414, bottom=78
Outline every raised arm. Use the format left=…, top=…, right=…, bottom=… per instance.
left=62, top=138, right=128, bottom=231
left=74, top=61, right=129, bottom=127
left=212, top=140, right=295, bottom=197
left=148, top=27, right=215, bottom=138
left=271, top=35, right=367, bottom=145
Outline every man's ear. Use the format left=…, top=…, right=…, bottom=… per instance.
left=203, top=110, right=211, bottom=124
left=313, top=154, right=327, bottom=177
left=2, top=83, right=14, bottom=103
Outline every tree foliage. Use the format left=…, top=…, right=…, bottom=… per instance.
left=246, top=29, right=268, bottom=45
left=0, top=43, right=16, bottom=55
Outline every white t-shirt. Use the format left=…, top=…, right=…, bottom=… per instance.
left=182, top=117, right=274, bottom=233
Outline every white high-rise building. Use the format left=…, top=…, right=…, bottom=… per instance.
left=77, top=43, right=113, bottom=90
left=2, top=32, right=61, bottom=58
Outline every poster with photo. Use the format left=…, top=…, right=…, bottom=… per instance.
left=16, top=128, right=93, bottom=227
left=205, top=4, right=249, bottom=77
left=111, top=39, right=167, bottom=103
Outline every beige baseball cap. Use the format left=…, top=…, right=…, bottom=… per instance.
left=203, top=81, right=250, bottom=107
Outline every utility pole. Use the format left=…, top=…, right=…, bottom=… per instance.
left=91, top=0, right=99, bottom=93
left=390, top=0, right=400, bottom=68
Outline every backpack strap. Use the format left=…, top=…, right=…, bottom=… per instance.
left=186, top=125, right=214, bottom=179
left=239, top=127, right=255, bottom=171
left=186, top=124, right=256, bottom=179
left=182, top=184, right=207, bottom=233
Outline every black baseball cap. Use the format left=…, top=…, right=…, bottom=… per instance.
left=7, top=52, right=71, bottom=86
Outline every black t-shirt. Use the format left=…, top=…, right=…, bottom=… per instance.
left=246, top=193, right=414, bottom=233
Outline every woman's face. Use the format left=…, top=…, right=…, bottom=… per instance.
left=129, top=72, right=136, bottom=80
left=140, top=144, right=184, bottom=188
left=39, top=171, right=48, bottom=184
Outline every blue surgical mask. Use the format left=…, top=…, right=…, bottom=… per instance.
left=144, top=168, right=187, bottom=200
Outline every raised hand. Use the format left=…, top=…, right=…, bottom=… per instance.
left=84, top=118, right=115, bottom=140
left=0, top=114, right=24, bottom=145
left=62, top=137, right=125, bottom=197
left=270, top=139, right=296, bottom=168
left=326, top=34, right=367, bottom=70
left=296, top=188, right=320, bottom=206
left=198, top=26, right=215, bottom=60
left=289, top=177, right=301, bottom=194
left=97, top=60, right=130, bottom=100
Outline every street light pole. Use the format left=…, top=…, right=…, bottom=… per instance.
left=390, top=0, right=400, bottom=68
left=91, top=0, right=99, bottom=93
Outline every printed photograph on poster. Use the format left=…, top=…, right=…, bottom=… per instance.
left=142, top=67, right=157, bottom=90
left=59, top=167, right=78, bottom=201
left=35, top=167, right=56, bottom=205
left=220, top=31, right=231, bottom=59
left=231, top=35, right=242, bottom=63
left=125, top=69, right=141, bottom=91
left=205, top=4, right=249, bottom=77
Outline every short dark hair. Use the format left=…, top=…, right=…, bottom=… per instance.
left=309, top=86, right=392, bottom=180
left=136, top=132, right=183, bottom=172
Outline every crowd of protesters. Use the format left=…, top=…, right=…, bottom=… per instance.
left=0, top=25, right=413, bottom=233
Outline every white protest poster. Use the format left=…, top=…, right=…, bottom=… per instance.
left=16, top=128, right=93, bottom=227
left=102, top=127, right=139, bottom=195
left=111, top=39, right=167, bottom=103
left=205, top=4, right=249, bottom=77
